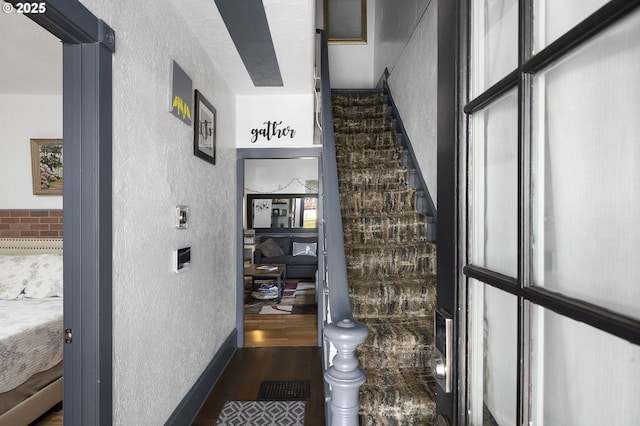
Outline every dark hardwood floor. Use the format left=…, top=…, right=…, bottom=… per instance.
left=192, top=346, right=325, bottom=425
left=35, top=297, right=321, bottom=425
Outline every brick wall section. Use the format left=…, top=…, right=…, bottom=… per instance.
left=0, top=210, right=63, bottom=238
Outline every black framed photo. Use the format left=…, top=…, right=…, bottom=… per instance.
left=193, top=90, right=216, bottom=165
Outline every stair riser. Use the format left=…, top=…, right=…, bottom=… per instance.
left=352, top=298, right=434, bottom=318
left=345, top=243, right=436, bottom=277
left=332, top=93, right=386, bottom=106
left=342, top=217, right=428, bottom=244
left=357, top=345, right=435, bottom=372
left=340, top=190, right=418, bottom=215
left=333, top=104, right=390, bottom=119
left=359, top=372, right=436, bottom=423
left=335, top=131, right=398, bottom=150
left=346, top=258, right=436, bottom=278
left=334, top=119, right=396, bottom=134
left=338, top=169, right=408, bottom=191
left=336, top=147, right=402, bottom=165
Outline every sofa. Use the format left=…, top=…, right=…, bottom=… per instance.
left=253, top=235, right=318, bottom=279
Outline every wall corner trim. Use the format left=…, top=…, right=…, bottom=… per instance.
left=164, top=329, right=237, bottom=425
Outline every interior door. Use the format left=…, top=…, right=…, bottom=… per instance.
left=458, top=1, right=640, bottom=425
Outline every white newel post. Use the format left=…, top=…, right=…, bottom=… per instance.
left=324, top=318, right=369, bottom=426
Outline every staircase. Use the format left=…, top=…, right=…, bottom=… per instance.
left=331, top=90, right=437, bottom=425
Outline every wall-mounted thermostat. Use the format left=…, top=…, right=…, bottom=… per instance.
left=175, top=205, right=188, bottom=229
left=174, top=247, right=191, bottom=273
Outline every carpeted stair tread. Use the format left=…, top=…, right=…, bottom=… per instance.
left=341, top=212, right=429, bottom=244
left=339, top=188, right=419, bottom=214
left=359, top=370, right=436, bottom=425
left=334, top=117, right=396, bottom=134
left=345, top=242, right=436, bottom=278
left=334, top=131, right=399, bottom=150
left=349, top=277, right=436, bottom=318
left=336, top=146, right=403, bottom=166
left=333, top=103, right=390, bottom=119
left=355, top=318, right=435, bottom=371
left=338, top=169, right=409, bottom=191
left=332, top=92, right=386, bottom=106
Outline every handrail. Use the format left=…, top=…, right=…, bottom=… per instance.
left=316, top=29, right=368, bottom=426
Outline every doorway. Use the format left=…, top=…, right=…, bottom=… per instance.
left=457, top=1, right=640, bottom=424
left=1, top=1, right=116, bottom=424
left=236, top=148, right=322, bottom=348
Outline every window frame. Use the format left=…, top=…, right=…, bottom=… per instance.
left=460, top=0, right=640, bottom=424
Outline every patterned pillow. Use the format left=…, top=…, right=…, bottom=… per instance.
left=292, top=242, right=317, bottom=257
left=0, top=255, right=39, bottom=299
left=24, top=254, right=63, bottom=298
left=255, top=238, right=285, bottom=258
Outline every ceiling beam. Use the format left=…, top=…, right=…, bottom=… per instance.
left=214, top=0, right=283, bottom=87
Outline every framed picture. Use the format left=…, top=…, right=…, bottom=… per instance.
left=193, top=90, right=216, bottom=165
left=31, top=139, right=63, bottom=195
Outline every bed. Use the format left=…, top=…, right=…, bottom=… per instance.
left=0, top=237, right=64, bottom=426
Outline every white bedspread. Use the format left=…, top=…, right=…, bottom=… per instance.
left=0, top=298, right=63, bottom=393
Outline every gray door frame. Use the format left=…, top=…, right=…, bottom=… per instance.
left=436, top=0, right=460, bottom=423
left=11, top=1, right=116, bottom=424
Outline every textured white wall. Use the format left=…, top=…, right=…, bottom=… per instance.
left=0, top=94, right=62, bottom=209
left=386, top=0, right=438, bottom=206
left=78, top=1, right=237, bottom=424
left=236, top=94, right=315, bottom=147
left=374, top=0, right=431, bottom=79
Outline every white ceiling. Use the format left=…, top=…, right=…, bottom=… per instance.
left=171, top=0, right=316, bottom=96
left=0, top=10, right=62, bottom=95
left=0, top=1, right=315, bottom=97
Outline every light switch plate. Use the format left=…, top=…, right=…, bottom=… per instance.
left=175, top=205, right=188, bottom=229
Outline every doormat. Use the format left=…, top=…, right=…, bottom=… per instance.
left=215, top=400, right=306, bottom=426
left=258, top=380, right=311, bottom=400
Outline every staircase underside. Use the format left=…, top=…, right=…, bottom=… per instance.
left=332, top=91, right=437, bottom=425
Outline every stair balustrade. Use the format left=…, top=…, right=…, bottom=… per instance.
left=316, top=29, right=368, bottom=426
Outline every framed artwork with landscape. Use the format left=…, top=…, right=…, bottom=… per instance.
left=30, top=138, right=63, bottom=195
left=193, top=90, right=216, bottom=165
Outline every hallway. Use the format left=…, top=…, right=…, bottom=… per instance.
left=191, top=346, right=325, bottom=425
left=189, top=301, right=323, bottom=423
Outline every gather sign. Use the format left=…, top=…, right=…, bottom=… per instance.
left=250, top=120, right=297, bottom=143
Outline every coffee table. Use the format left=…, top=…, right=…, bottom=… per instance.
left=244, top=263, right=287, bottom=303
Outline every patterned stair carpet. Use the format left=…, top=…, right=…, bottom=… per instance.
left=332, top=91, right=437, bottom=425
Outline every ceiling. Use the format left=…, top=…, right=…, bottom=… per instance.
left=171, top=0, right=316, bottom=96
left=0, top=11, right=62, bottom=95
left=0, top=1, right=315, bottom=97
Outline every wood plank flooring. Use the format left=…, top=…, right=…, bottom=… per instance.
left=244, top=312, right=319, bottom=347
left=31, top=408, right=63, bottom=426
left=193, top=346, right=325, bottom=425
left=33, top=311, right=320, bottom=425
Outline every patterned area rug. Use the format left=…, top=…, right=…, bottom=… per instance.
left=245, top=280, right=316, bottom=315
left=215, top=400, right=306, bottom=426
